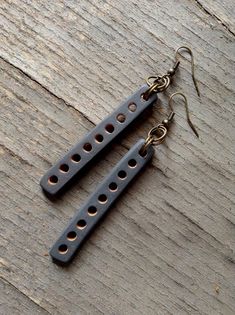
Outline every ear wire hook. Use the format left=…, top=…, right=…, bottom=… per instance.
left=168, top=92, right=199, bottom=138
left=142, top=91, right=199, bottom=153
left=175, top=46, right=200, bottom=97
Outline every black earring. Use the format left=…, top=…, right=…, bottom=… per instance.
left=40, top=46, right=200, bottom=197
left=49, top=92, right=199, bottom=265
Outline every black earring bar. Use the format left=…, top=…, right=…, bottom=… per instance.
left=40, top=85, right=157, bottom=196
left=50, top=139, right=154, bottom=265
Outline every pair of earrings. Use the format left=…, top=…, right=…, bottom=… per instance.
left=40, top=46, right=200, bottom=265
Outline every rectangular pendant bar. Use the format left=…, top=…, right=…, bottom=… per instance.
left=40, top=85, right=157, bottom=196
left=50, top=139, right=154, bottom=265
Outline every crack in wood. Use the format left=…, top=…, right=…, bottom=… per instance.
left=0, top=55, right=96, bottom=128
left=193, top=0, right=235, bottom=36
left=0, top=276, right=52, bottom=315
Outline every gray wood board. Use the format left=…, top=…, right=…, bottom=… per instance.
left=0, top=278, right=49, bottom=315
left=0, top=0, right=235, bottom=314
left=196, top=0, right=235, bottom=34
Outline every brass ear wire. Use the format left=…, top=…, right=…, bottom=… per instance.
left=175, top=46, right=200, bottom=97
left=141, top=92, right=199, bottom=153
left=168, top=92, right=199, bottom=138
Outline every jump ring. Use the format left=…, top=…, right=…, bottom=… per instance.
left=145, top=76, right=170, bottom=99
left=148, top=125, right=167, bottom=145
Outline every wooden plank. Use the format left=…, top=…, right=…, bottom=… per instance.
left=0, top=0, right=235, bottom=314
left=0, top=57, right=235, bottom=314
left=195, top=0, right=235, bottom=34
left=0, top=278, right=49, bottom=315
left=1, top=0, right=234, bottom=250
left=0, top=0, right=234, bottom=123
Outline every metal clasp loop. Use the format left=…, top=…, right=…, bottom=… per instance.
left=141, top=124, right=168, bottom=154
left=143, top=75, right=171, bottom=100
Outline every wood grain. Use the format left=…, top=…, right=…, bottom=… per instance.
left=0, top=0, right=235, bottom=314
left=0, top=278, right=49, bottom=315
left=196, top=0, right=235, bottom=34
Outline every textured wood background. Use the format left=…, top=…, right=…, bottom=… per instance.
left=0, top=1, right=234, bottom=314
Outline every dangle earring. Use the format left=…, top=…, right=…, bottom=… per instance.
left=40, top=46, right=200, bottom=196
left=49, top=92, right=199, bottom=265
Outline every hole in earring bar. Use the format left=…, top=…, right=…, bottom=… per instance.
left=98, top=194, right=108, bottom=204
left=48, top=175, right=58, bottom=185
left=116, top=113, right=126, bottom=123
left=141, top=93, right=148, bottom=101
left=59, top=164, right=69, bottom=173
left=71, top=154, right=81, bottom=163
left=109, top=182, right=118, bottom=192
left=118, top=170, right=127, bottom=179
left=105, top=124, right=114, bottom=133
left=88, top=206, right=97, bottom=216
left=67, top=231, right=77, bottom=241
left=128, top=102, right=137, bottom=112
left=77, top=219, right=87, bottom=230
left=139, top=148, right=147, bottom=157
left=58, top=244, right=68, bottom=254
left=95, top=134, right=104, bottom=143
left=128, top=159, right=137, bottom=168
left=83, top=143, right=92, bottom=152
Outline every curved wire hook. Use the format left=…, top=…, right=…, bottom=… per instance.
left=175, top=46, right=200, bottom=97
left=168, top=92, right=199, bottom=138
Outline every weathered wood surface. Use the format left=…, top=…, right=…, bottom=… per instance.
left=196, top=0, right=235, bottom=34
left=0, top=278, right=48, bottom=315
left=0, top=0, right=234, bottom=314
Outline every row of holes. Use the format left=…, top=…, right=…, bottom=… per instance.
left=48, top=103, right=137, bottom=185
left=58, top=158, right=137, bottom=254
